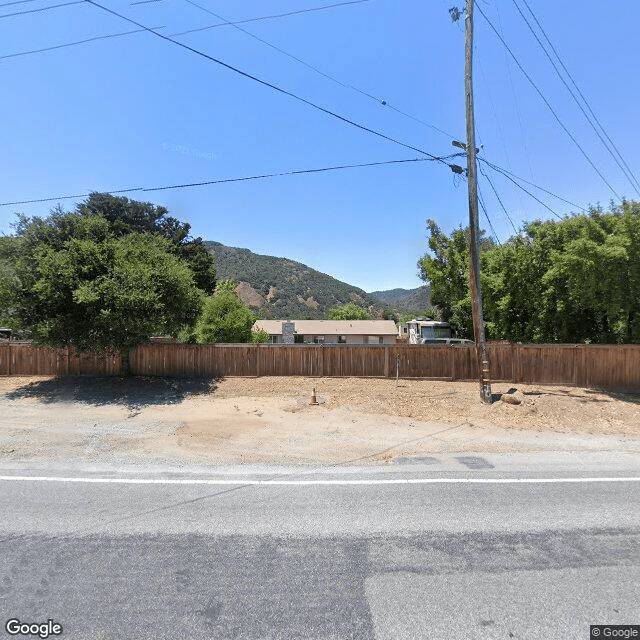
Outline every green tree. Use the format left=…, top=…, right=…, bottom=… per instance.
left=0, top=237, right=22, bottom=329
left=194, top=291, right=256, bottom=343
left=13, top=213, right=203, bottom=371
left=326, top=302, right=372, bottom=320
left=421, top=204, right=640, bottom=344
left=75, top=192, right=216, bottom=293
left=251, top=328, right=270, bottom=343
left=215, top=278, right=238, bottom=294
left=418, top=219, right=494, bottom=338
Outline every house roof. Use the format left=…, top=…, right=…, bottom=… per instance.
left=253, top=320, right=398, bottom=336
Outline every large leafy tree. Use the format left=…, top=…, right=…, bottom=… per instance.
left=420, top=203, right=640, bottom=343
left=14, top=213, right=203, bottom=370
left=76, top=192, right=216, bottom=293
left=326, top=302, right=372, bottom=320
left=194, top=289, right=256, bottom=343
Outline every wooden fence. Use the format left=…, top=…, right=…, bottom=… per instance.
left=0, top=342, right=638, bottom=392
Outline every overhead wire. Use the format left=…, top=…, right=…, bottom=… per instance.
left=479, top=159, right=563, bottom=220
left=478, top=161, right=518, bottom=236
left=0, top=0, right=83, bottom=18
left=0, top=156, right=464, bottom=207
left=475, top=1, right=622, bottom=201
left=0, top=0, right=456, bottom=142
left=480, top=158, right=587, bottom=212
left=0, top=0, right=374, bottom=61
left=0, top=26, right=165, bottom=60
left=513, top=0, right=640, bottom=197
left=0, top=0, right=42, bottom=7
left=83, top=0, right=457, bottom=168
left=171, top=0, right=375, bottom=37
left=181, top=0, right=457, bottom=140
left=476, top=182, right=500, bottom=245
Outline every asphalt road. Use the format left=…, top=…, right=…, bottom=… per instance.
left=1, top=455, right=639, bottom=640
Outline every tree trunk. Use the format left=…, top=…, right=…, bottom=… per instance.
left=121, top=347, right=132, bottom=376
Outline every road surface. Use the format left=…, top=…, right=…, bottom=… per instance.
left=1, top=453, right=639, bottom=639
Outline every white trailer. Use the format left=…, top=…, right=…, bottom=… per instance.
left=398, top=318, right=452, bottom=344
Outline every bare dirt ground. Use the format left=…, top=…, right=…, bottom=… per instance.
left=1, top=375, right=639, bottom=466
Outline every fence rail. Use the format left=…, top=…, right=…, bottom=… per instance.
left=0, top=343, right=638, bottom=392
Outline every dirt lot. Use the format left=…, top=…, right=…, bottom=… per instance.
left=0, top=375, right=639, bottom=466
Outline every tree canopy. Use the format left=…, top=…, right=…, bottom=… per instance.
left=326, top=302, right=372, bottom=320
left=419, top=202, right=640, bottom=343
left=75, top=193, right=216, bottom=293
left=193, top=290, right=256, bottom=343
left=13, top=212, right=204, bottom=358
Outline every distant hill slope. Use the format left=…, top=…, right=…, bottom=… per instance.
left=369, top=286, right=431, bottom=311
left=204, top=241, right=387, bottom=319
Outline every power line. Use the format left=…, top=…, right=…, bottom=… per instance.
left=0, top=0, right=83, bottom=19
left=478, top=161, right=518, bottom=235
left=0, top=26, right=166, bottom=60
left=181, top=0, right=457, bottom=140
left=2, top=0, right=456, bottom=142
left=476, top=183, right=500, bottom=244
left=0, top=0, right=41, bottom=8
left=84, top=0, right=456, bottom=167
left=171, top=0, right=375, bottom=37
left=479, top=159, right=563, bottom=220
left=0, top=1, right=373, bottom=61
left=0, top=156, right=459, bottom=207
left=514, top=0, right=640, bottom=197
left=475, top=2, right=622, bottom=201
left=480, top=158, right=587, bottom=212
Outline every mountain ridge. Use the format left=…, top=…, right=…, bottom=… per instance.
left=204, top=241, right=428, bottom=319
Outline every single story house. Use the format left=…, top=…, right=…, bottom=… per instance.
left=252, top=320, right=397, bottom=344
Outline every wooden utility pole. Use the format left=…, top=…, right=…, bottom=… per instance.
left=465, top=0, right=493, bottom=403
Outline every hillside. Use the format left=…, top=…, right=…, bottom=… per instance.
left=369, top=286, right=431, bottom=311
left=204, top=241, right=388, bottom=319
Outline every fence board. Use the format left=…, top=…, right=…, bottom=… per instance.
left=1, top=342, right=638, bottom=392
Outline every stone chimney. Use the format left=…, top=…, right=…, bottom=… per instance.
left=282, top=321, right=295, bottom=344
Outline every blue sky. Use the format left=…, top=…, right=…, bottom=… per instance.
left=1, top=0, right=639, bottom=292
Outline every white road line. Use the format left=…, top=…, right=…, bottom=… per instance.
left=0, top=475, right=639, bottom=486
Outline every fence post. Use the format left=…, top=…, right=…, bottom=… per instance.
left=7, top=342, right=11, bottom=376
left=256, top=343, right=261, bottom=377
left=384, top=346, right=389, bottom=378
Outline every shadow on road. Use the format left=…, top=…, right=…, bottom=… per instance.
left=4, top=375, right=219, bottom=409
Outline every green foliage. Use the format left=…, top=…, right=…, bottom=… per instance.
left=75, top=193, right=216, bottom=293
left=194, top=291, right=256, bottom=343
left=14, top=213, right=203, bottom=353
left=382, top=307, right=399, bottom=322
left=326, top=302, right=372, bottom=320
left=251, top=329, right=270, bottom=343
left=215, top=278, right=238, bottom=294
left=419, top=203, right=640, bottom=343
left=0, top=237, right=22, bottom=329
left=418, top=219, right=495, bottom=338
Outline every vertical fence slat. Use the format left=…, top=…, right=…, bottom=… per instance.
left=1, top=343, right=638, bottom=391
